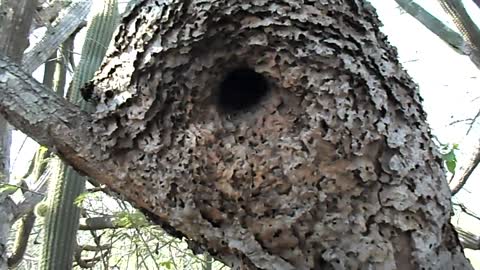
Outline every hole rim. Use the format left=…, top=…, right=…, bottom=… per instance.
left=216, top=66, right=270, bottom=114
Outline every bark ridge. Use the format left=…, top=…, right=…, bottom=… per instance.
left=76, top=0, right=473, bottom=269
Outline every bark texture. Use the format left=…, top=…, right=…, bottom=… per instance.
left=0, top=1, right=36, bottom=269
left=82, top=0, right=473, bottom=269
left=0, top=0, right=474, bottom=269
left=0, top=0, right=35, bottom=63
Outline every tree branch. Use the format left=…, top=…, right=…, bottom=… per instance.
left=454, top=203, right=480, bottom=222
left=0, top=54, right=154, bottom=213
left=451, top=140, right=480, bottom=196
left=0, top=1, right=37, bottom=268
left=471, top=0, right=480, bottom=10
left=0, top=54, right=90, bottom=155
left=7, top=211, right=36, bottom=268
left=23, top=0, right=92, bottom=73
left=79, top=216, right=118, bottom=230
left=1, top=55, right=107, bottom=184
left=78, top=244, right=112, bottom=252
left=12, top=165, right=51, bottom=221
left=395, top=0, right=467, bottom=54
left=395, top=0, right=480, bottom=69
left=456, top=227, right=480, bottom=250
left=438, top=0, right=480, bottom=68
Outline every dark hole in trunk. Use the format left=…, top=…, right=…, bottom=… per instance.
left=217, top=67, right=269, bottom=113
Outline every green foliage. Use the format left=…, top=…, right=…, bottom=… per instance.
left=34, top=201, right=49, bottom=218
left=113, top=211, right=149, bottom=228
left=0, top=183, right=19, bottom=195
left=73, top=191, right=99, bottom=206
left=440, top=143, right=459, bottom=174
left=159, top=260, right=173, bottom=269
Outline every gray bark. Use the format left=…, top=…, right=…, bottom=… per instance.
left=23, top=0, right=92, bottom=74
left=0, top=0, right=35, bottom=62
left=0, top=1, right=36, bottom=269
left=0, top=0, right=475, bottom=269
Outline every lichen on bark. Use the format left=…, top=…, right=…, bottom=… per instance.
left=80, top=0, right=473, bottom=269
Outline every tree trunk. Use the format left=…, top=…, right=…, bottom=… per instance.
left=0, top=1, right=36, bottom=269
left=0, top=0, right=474, bottom=269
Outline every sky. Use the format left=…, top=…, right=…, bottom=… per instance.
left=8, top=0, right=480, bottom=267
left=368, top=0, right=480, bottom=215
left=368, top=0, right=480, bottom=266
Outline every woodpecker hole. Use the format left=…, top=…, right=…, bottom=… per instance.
left=217, top=67, right=269, bottom=112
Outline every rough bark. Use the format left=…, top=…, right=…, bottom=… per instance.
left=0, top=1, right=36, bottom=269
left=32, top=0, right=71, bottom=30
left=0, top=0, right=475, bottom=269
left=0, top=0, right=35, bottom=62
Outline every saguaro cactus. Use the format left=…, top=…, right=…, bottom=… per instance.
left=40, top=1, right=118, bottom=269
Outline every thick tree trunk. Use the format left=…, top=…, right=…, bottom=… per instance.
left=0, top=0, right=474, bottom=269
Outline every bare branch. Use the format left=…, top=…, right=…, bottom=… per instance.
left=438, top=0, right=480, bottom=68
left=471, top=0, right=480, bottom=10
left=451, top=140, right=480, bottom=196
left=12, top=165, right=51, bottom=221
left=466, top=108, right=480, bottom=135
left=74, top=245, right=106, bottom=269
left=23, top=1, right=92, bottom=74
left=395, top=0, right=467, bottom=54
left=0, top=1, right=37, bottom=268
left=456, top=226, right=480, bottom=250
left=1, top=55, right=107, bottom=184
left=7, top=212, right=36, bottom=268
left=79, top=216, right=118, bottom=230
left=454, top=203, right=480, bottom=222
left=0, top=54, right=153, bottom=214
left=79, top=244, right=112, bottom=252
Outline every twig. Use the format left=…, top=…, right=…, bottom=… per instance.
left=452, top=140, right=480, bottom=196
left=451, top=141, right=480, bottom=196
left=466, top=108, right=480, bottom=135
left=453, top=202, right=480, bottom=222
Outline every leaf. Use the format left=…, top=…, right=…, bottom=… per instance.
left=446, top=160, right=456, bottom=174
left=160, top=261, right=173, bottom=269
left=442, top=150, right=456, bottom=162
left=0, top=183, right=19, bottom=195
left=74, top=192, right=91, bottom=206
left=439, top=143, right=458, bottom=174
left=113, top=211, right=131, bottom=227
left=113, top=211, right=148, bottom=228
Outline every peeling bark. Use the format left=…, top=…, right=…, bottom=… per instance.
left=0, top=0, right=475, bottom=269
